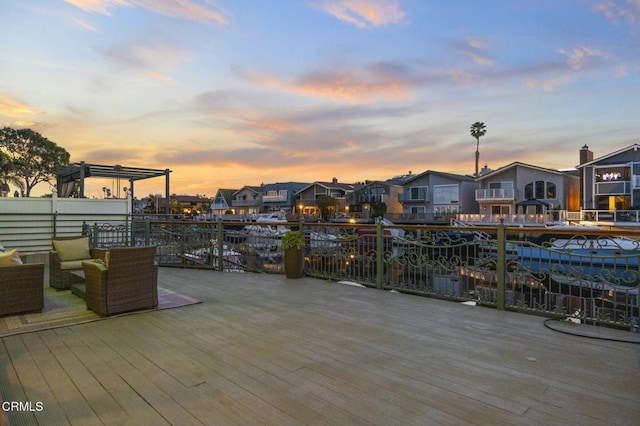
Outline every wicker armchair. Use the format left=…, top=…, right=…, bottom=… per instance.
left=0, top=263, right=45, bottom=316
left=49, top=236, right=106, bottom=290
left=81, top=246, right=158, bottom=317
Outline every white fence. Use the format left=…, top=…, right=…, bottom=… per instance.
left=0, top=195, right=131, bottom=254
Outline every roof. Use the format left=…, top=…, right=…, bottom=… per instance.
left=214, top=189, right=238, bottom=204
left=56, top=162, right=169, bottom=183
left=575, top=144, right=640, bottom=168
left=299, top=181, right=356, bottom=193
left=171, top=195, right=211, bottom=203
left=516, top=198, right=550, bottom=207
left=233, top=185, right=263, bottom=196
left=401, top=170, right=475, bottom=185
left=476, top=162, right=565, bottom=181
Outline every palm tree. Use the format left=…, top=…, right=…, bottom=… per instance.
left=0, top=151, right=24, bottom=196
left=470, top=122, right=487, bottom=177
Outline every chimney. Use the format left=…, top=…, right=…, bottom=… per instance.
left=580, top=144, right=593, bottom=164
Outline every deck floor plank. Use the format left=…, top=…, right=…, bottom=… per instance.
left=1, top=268, right=639, bottom=425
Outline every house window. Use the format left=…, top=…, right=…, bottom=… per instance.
left=433, top=185, right=459, bottom=204
left=491, top=205, right=511, bottom=215
left=524, top=181, right=556, bottom=199
left=547, top=183, right=556, bottom=199
left=435, top=205, right=459, bottom=215
left=410, top=206, right=425, bottom=214
left=409, top=186, right=427, bottom=200
left=489, top=181, right=513, bottom=189
left=595, top=167, right=629, bottom=182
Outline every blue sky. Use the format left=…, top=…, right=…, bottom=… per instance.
left=1, top=0, right=639, bottom=197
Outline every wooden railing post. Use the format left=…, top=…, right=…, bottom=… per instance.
left=376, top=217, right=383, bottom=290
left=496, top=219, right=506, bottom=310
left=217, top=218, right=224, bottom=271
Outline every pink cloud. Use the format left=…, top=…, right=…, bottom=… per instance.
left=592, top=0, right=640, bottom=24
left=312, top=0, right=405, bottom=28
left=237, top=68, right=410, bottom=102
left=64, top=0, right=228, bottom=25
left=557, top=46, right=607, bottom=70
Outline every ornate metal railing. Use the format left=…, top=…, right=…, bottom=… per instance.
left=82, top=218, right=640, bottom=329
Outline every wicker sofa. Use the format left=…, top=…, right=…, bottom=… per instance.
left=49, top=236, right=106, bottom=290
left=81, top=246, right=158, bottom=317
left=0, top=263, right=45, bottom=316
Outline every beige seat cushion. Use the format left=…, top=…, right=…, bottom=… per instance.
left=60, top=260, right=89, bottom=270
left=53, top=237, right=91, bottom=261
left=0, top=249, right=23, bottom=267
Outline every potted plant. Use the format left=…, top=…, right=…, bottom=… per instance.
left=282, top=230, right=305, bottom=278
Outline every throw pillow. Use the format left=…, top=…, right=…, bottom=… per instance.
left=0, top=249, right=23, bottom=267
left=53, top=237, right=91, bottom=261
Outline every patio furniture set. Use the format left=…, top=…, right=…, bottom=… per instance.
left=0, top=236, right=158, bottom=317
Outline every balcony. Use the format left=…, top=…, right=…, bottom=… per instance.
left=398, top=192, right=428, bottom=202
left=475, top=188, right=515, bottom=201
left=595, top=180, right=632, bottom=195
left=2, top=268, right=638, bottom=424
left=233, top=198, right=260, bottom=207
left=262, top=194, right=288, bottom=202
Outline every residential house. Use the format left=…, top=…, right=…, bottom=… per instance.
left=210, top=189, right=238, bottom=215
left=232, top=185, right=262, bottom=216
left=347, top=177, right=406, bottom=221
left=576, top=144, right=640, bottom=210
left=297, top=178, right=357, bottom=218
left=153, top=194, right=210, bottom=216
left=474, top=162, right=579, bottom=219
left=260, top=182, right=308, bottom=214
left=399, top=170, right=478, bottom=222
left=172, top=195, right=211, bottom=216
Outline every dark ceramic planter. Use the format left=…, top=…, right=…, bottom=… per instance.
left=284, top=248, right=304, bottom=279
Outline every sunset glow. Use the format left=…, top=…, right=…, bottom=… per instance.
left=1, top=0, right=639, bottom=198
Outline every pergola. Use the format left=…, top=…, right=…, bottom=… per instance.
left=55, top=162, right=171, bottom=213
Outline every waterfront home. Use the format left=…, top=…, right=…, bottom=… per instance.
left=168, top=194, right=211, bottom=216
left=210, top=188, right=238, bottom=215
left=261, top=182, right=308, bottom=214
left=398, top=170, right=478, bottom=222
left=577, top=143, right=640, bottom=210
left=472, top=162, right=579, bottom=220
left=347, top=178, right=405, bottom=221
left=296, top=178, right=357, bottom=218
left=231, top=185, right=263, bottom=215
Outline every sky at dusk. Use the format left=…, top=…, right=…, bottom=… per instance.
left=1, top=0, right=639, bottom=198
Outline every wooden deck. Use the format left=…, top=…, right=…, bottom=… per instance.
left=1, top=268, right=639, bottom=425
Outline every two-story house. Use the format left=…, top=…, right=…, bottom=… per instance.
left=347, top=178, right=405, bottom=221
left=261, top=182, right=308, bottom=214
left=231, top=185, right=262, bottom=216
left=297, top=178, right=356, bottom=218
left=399, top=170, right=478, bottom=222
left=474, top=162, right=579, bottom=219
left=576, top=144, right=640, bottom=210
left=172, top=195, right=211, bottom=216
left=210, top=189, right=238, bottom=215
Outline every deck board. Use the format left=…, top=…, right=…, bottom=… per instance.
left=1, top=268, right=639, bottom=425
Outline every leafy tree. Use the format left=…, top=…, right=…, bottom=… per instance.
left=0, top=150, right=24, bottom=196
left=470, top=122, right=487, bottom=178
left=316, top=195, right=338, bottom=220
left=0, top=127, right=70, bottom=197
left=372, top=201, right=387, bottom=219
